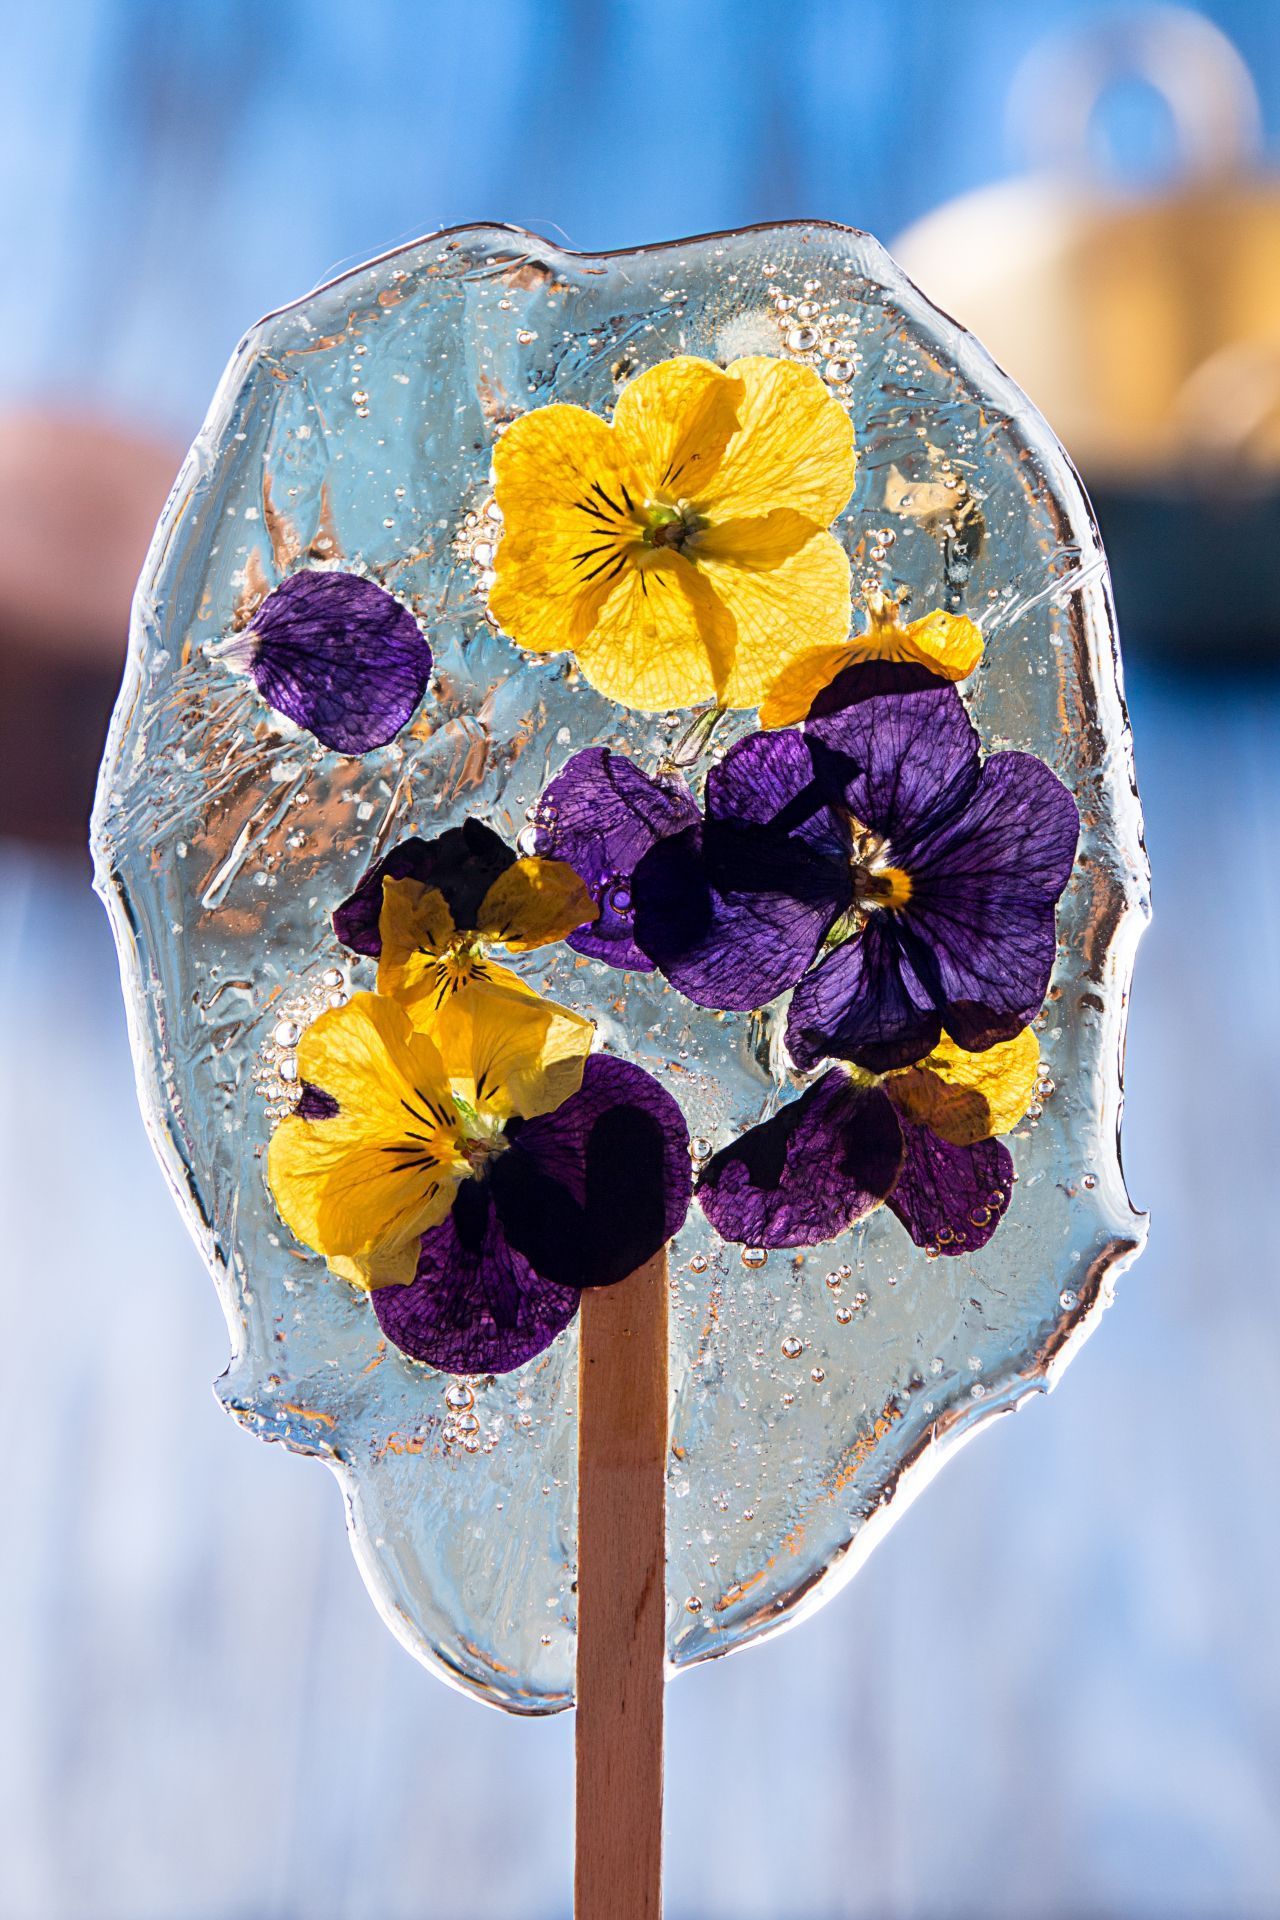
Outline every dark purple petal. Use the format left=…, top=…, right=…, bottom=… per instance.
left=785, top=917, right=946, bottom=1075
left=243, top=569, right=432, bottom=754
left=534, top=748, right=698, bottom=970
left=805, top=669, right=981, bottom=846
left=492, top=1054, right=691, bottom=1289
left=332, top=819, right=516, bottom=957
left=806, top=658, right=946, bottom=718
left=697, top=1074, right=902, bottom=1249
left=372, top=1177, right=578, bottom=1374
left=887, top=1120, right=1013, bottom=1254
left=903, top=752, right=1079, bottom=1043
left=631, top=825, right=837, bottom=1011
left=295, top=1081, right=340, bottom=1120
left=632, top=731, right=851, bottom=1011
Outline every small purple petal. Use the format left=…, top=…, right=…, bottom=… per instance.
left=805, top=671, right=981, bottom=846
left=333, top=820, right=515, bottom=957
left=886, top=1119, right=1013, bottom=1255
left=902, top=751, right=1080, bottom=1041
left=244, top=569, right=431, bottom=754
left=372, top=1178, right=578, bottom=1374
left=493, top=1054, right=691, bottom=1289
left=785, top=917, right=946, bottom=1075
left=698, top=1074, right=902, bottom=1249
left=295, top=1081, right=340, bottom=1120
left=633, top=731, right=850, bottom=1011
left=534, top=748, right=698, bottom=970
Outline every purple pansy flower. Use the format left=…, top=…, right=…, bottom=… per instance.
left=697, top=1067, right=1013, bottom=1257
left=632, top=663, right=1079, bottom=1072
left=333, top=818, right=517, bottom=957
left=373, top=1055, right=692, bottom=1373
left=533, top=748, right=699, bottom=969
left=224, top=568, right=432, bottom=753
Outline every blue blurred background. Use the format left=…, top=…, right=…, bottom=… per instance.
left=2, top=3, right=1278, bottom=1915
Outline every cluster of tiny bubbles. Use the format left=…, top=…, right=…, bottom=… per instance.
left=766, top=275, right=861, bottom=399
left=454, top=492, right=503, bottom=605
left=439, top=1377, right=503, bottom=1456
left=252, top=966, right=349, bottom=1122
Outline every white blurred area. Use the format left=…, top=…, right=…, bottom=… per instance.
left=2, top=4, right=1279, bottom=1915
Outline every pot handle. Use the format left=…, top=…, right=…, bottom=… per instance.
left=1007, top=4, right=1262, bottom=184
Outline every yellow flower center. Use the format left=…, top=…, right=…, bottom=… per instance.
left=854, top=863, right=913, bottom=910
left=845, top=818, right=913, bottom=916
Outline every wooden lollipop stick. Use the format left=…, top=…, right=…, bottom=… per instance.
left=575, top=1250, right=668, bottom=1920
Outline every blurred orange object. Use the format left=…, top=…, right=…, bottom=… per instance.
left=893, top=7, right=1280, bottom=652
left=0, top=409, right=181, bottom=847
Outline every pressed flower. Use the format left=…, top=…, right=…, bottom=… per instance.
left=332, top=819, right=597, bottom=1012
left=487, top=354, right=856, bottom=712
left=219, top=568, right=432, bottom=752
left=374, top=1053, right=691, bottom=1373
left=533, top=747, right=699, bottom=969
left=626, top=663, right=1078, bottom=1071
left=267, top=987, right=691, bottom=1372
left=758, top=591, right=983, bottom=727
left=697, top=1025, right=1037, bottom=1255
left=267, top=983, right=592, bottom=1291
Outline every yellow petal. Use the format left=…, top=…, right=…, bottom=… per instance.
left=885, top=1026, right=1040, bottom=1146
left=611, top=355, right=743, bottom=498
left=894, top=608, right=983, bottom=680
left=377, top=880, right=456, bottom=972
left=572, top=550, right=737, bottom=710
left=758, top=601, right=983, bottom=726
left=490, top=400, right=644, bottom=655
left=698, top=528, right=852, bottom=710
left=422, top=978, right=594, bottom=1124
left=477, top=857, right=598, bottom=951
left=385, top=945, right=536, bottom=1019
left=376, top=877, right=545, bottom=1013
left=694, top=507, right=818, bottom=569
left=696, top=356, right=856, bottom=525
left=329, top=1245, right=421, bottom=1292
left=758, top=645, right=858, bottom=727
left=269, top=993, right=467, bottom=1278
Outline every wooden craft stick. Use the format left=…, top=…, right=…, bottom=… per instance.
left=575, top=1250, right=669, bottom=1920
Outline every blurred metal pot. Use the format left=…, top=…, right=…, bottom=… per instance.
left=893, top=7, right=1280, bottom=654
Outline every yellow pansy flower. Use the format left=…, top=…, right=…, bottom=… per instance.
left=759, top=591, right=984, bottom=727
left=883, top=1025, right=1040, bottom=1146
left=267, top=984, right=593, bottom=1289
left=376, top=859, right=597, bottom=1016
left=488, top=353, right=857, bottom=712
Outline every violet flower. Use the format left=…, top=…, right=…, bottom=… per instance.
left=697, top=1066, right=1014, bottom=1258
left=633, top=663, right=1079, bottom=1073
left=373, top=1054, right=692, bottom=1373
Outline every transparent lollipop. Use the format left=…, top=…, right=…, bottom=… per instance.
left=92, top=223, right=1147, bottom=1744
